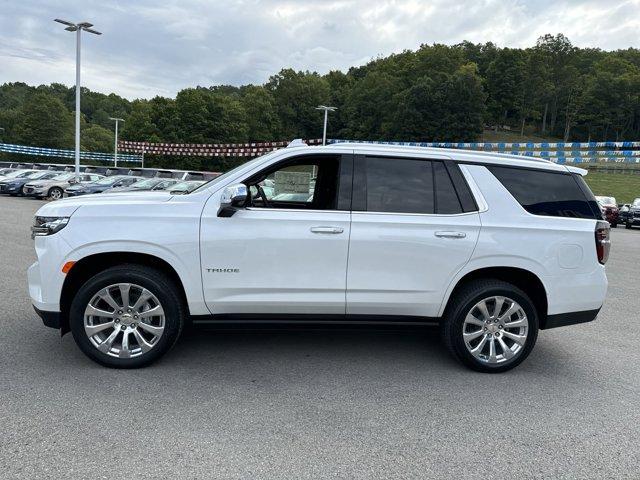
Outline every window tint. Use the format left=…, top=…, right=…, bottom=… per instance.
left=489, top=166, right=600, bottom=219
left=434, top=161, right=463, bottom=214
left=365, top=157, right=434, bottom=214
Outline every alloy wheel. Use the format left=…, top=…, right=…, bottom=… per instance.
left=462, top=296, right=529, bottom=364
left=49, top=188, right=62, bottom=200
left=84, top=283, right=165, bottom=358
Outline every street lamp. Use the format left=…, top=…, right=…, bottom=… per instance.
left=315, top=105, right=336, bottom=145
left=109, top=117, right=124, bottom=167
left=54, top=19, right=102, bottom=178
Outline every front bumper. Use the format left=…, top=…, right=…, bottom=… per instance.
left=33, top=305, right=61, bottom=329
left=0, top=184, right=22, bottom=194
left=65, top=190, right=89, bottom=197
left=23, top=186, right=47, bottom=197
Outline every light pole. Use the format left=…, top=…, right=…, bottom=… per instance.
left=109, top=117, right=124, bottom=166
left=54, top=19, right=101, bottom=178
left=315, top=105, right=336, bottom=145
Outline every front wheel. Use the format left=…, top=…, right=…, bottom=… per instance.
left=48, top=187, right=63, bottom=200
left=441, top=279, right=539, bottom=373
left=69, top=265, right=185, bottom=368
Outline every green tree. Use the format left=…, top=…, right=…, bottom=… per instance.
left=240, top=86, right=281, bottom=141
left=81, top=124, right=114, bottom=152
left=266, top=69, right=330, bottom=139
left=14, top=92, right=74, bottom=148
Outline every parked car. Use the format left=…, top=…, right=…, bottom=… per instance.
left=103, top=177, right=178, bottom=193
left=620, top=198, right=640, bottom=229
left=0, top=169, right=36, bottom=183
left=29, top=142, right=609, bottom=372
left=0, top=170, right=59, bottom=196
left=24, top=173, right=104, bottom=200
left=595, top=196, right=619, bottom=227
left=65, top=175, right=143, bottom=197
left=168, top=180, right=206, bottom=194
left=0, top=168, right=16, bottom=177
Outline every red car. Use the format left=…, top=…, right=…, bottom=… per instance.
left=595, top=196, right=619, bottom=227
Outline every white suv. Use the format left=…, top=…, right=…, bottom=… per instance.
left=28, top=143, right=609, bottom=372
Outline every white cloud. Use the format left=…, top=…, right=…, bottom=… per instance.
left=0, top=0, right=639, bottom=99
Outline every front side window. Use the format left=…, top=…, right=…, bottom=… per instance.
left=246, top=155, right=341, bottom=210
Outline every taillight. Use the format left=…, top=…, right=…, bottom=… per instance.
left=595, top=220, right=610, bottom=265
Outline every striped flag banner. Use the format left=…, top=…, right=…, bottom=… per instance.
left=118, top=139, right=323, bottom=156
left=0, top=142, right=142, bottom=163
left=328, top=139, right=640, bottom=163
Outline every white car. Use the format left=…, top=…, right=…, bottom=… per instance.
left=28, top=142, right=609, bottom=372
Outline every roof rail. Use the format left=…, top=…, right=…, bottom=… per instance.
left=287, top=139, right=307, bottom=148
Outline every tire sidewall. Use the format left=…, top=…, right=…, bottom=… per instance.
left=69, top=267, right=183, bottom=368
left=49, top=187, right=63, bottom=200
left=450, top=285, right=539, bottom=373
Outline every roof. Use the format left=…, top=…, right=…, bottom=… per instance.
left=287, top=141, right=573, bottom=173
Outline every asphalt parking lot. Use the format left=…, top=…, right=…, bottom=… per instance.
left=0, top=195, right=639, bottom=479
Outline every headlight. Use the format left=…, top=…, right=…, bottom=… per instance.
left=31, top=216, right=69, bottom=239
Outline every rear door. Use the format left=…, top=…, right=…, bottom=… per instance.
left=346, top=154, right=481, bottom=317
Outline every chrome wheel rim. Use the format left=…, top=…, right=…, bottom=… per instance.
left=462, top=296, right=529, bottom=365
left=84, top=283, right=165, bottom=358
left=50, top=189, right=62, bottom=200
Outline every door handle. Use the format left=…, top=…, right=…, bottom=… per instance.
left=310, top=226, right=344, bottom=234
left=435, top=231, right=466, bottom=239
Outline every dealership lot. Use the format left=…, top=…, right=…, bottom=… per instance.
left=1, top=195, right=639, bottom=478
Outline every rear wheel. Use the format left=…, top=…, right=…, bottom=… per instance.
left=69, top=265, right=185, bottom=368
left=48, top=187, right=63, bottom=200
left=441, top=279, right=539, bottom=373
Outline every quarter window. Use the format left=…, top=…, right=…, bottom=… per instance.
left=489, top=166, right=600, bottom=219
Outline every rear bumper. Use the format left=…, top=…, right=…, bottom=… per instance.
left=33, top=306, right=61, bottom=329
left=541, top=307, right=601, bottom=330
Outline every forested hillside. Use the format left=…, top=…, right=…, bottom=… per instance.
left=1, top=33, right=639, bottom=153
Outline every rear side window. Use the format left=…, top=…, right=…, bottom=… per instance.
left=364, top=157, right=434, bottom=214
left=489, top=166, right=600, bottom=219
left=433, top=161, right=462, bottom=214
left=355, top=157, right=474, bottom=214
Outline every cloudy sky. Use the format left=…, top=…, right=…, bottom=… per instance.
left=1, top=0, right=639, bottom=99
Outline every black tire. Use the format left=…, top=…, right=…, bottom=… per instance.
left=626, top=223, right=632, bottom=229
left=610, top=222, right=617, bottom=228
left=69, top=264, right=185, bottom=368
left=441, top=279, right=539, bottom=373
left=48, top=187, right=63, bottom=200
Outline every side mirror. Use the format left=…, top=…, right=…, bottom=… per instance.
left=218, top=183, right=247, bottom=217
left=69, top=178, right=78, bottom=184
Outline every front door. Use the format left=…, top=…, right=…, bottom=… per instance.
left=346, top=155, right=481, bottom=318
left=200, top=153, right=353, bottom=315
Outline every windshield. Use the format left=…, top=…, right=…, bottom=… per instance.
left=190, top=150, right=282, bottom=194
left=5, top=170, right=34, bottom=179
left=51, top=173, right=75, bottom=181
left=130, top=178, right=160, bottom=189
left=596, top=196, right=616, bottom=206
left=95, top=176, right=125, bottom=185
left=171, top=181, right=204, bottom=193
left=27, top=171, right=52, bottom=179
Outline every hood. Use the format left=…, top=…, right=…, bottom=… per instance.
left=35, top=191, right=175, bottom=218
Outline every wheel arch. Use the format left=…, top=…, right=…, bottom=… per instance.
left=59, top=252, right=189, bottom=335
left=441, top=266, right=549, bottom=328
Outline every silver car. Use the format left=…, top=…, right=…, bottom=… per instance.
left=24, top=172, right=104, bottom=200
